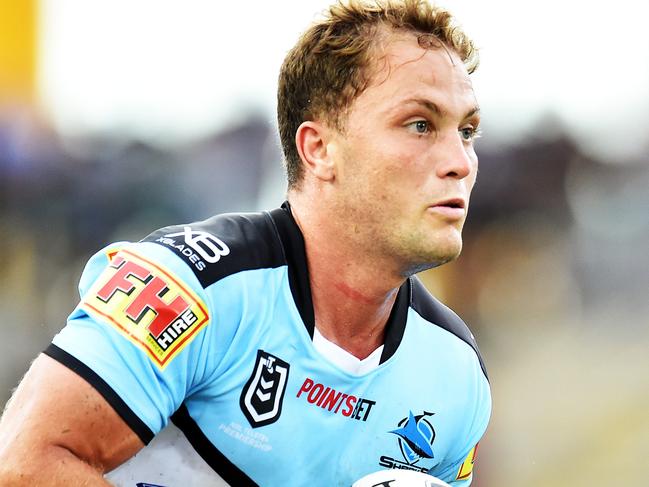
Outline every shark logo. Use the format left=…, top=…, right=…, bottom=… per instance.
left=390, top=411, right=436, bottom=464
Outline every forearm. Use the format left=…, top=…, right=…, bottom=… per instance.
left=0, top=444, right=113, bottom=487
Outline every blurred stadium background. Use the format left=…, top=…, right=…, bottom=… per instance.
left=1, top=0, right=648, bottom=485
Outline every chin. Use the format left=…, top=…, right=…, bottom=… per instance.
left=428, top=246, right=462, bottom=268
left=426, top=229, right=463, bottom=261
left=401, top=239, right=463, bottom=276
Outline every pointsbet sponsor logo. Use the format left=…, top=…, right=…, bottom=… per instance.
left=296, top=377, right=376, bottom=421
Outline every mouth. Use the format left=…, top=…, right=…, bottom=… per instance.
left=433, top=198, right=466, bottom=209
left=428, top=197, right=467, bottom=220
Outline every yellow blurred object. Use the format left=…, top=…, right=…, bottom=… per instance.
left=456, top=445, right=477, bottom=480
left=0, top=0, right=37, bottom=103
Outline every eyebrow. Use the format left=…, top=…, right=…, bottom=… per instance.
left=406, top=98, right=480, bottom=120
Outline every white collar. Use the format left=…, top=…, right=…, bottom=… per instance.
left=313, top=327, right=384, bottom=375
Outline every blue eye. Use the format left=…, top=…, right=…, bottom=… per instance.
left=408, top=120, right=430, bottom=134
left=460, top=126, right=481, bottom=141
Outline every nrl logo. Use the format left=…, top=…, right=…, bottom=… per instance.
left=240, top=350, right=290, bottom=428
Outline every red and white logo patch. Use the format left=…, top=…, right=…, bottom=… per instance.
left=82, top=248, right=209, bottom=368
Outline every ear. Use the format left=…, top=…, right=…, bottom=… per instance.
left=295, top=121, right=335, bottom=182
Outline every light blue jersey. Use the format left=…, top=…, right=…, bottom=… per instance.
left=47, top=203, right=491, bottom=486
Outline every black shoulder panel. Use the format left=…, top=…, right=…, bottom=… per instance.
left=409, top=277, right=488, bottom=380
left=141, top=211, right=286, bottom=288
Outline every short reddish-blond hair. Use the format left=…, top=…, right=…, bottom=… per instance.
left=277, top=0, right=479, bottom=189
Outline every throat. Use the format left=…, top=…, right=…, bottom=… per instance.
left=310, top=277, right=400, bottom=360
left=333, top=281, right=384, bottom=305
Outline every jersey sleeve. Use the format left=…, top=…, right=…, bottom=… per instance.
left=438, top=367, right=491, bottom=486
left=443, top=444, right=479, bottom=486
left=46, top=241, right=218, bottom=444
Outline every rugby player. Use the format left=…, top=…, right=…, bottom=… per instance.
left=0, top=1, right=491, bottom=485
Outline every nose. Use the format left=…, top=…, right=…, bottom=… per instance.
left=434, top=131, right=475, bottom=180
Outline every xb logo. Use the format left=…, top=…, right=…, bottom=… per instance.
left=165, top=226, right=230, bottom=263
left=240, top=350, right=290, bottom=428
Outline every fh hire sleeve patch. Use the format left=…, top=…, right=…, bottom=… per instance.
left=80, top=248, right=209, bottom=369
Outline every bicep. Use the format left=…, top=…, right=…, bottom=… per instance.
left=0, top=354, right=144, bottom=473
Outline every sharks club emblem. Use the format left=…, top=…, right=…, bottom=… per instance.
left=390, top=411, right=436, bottom=464
left=376, top=410, right=438, bottom=473
left=240, top=350, right=290, bottom=428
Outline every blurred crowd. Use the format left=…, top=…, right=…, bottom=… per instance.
left=2, top=102, right=649, bottom=485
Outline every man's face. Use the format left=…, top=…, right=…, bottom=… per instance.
left=328, top=32, right=480, bottom=274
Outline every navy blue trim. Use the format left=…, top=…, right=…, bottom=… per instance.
left=270, top=202, right=410, bottom=363
left=267, top=202, right=315, bottom=337
left=43, top=343, right=155, bottom=444
left=141, top=211, right=285, bottom=289
left=409, top=278, right=489, bottom=380
left=379, top=279, right=410, bottom=363
left=142, top=203, right=441, bottom=369
left=171, top=405, right=258, bottom=486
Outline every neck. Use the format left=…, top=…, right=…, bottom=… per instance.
left=288, top=195, right=405, bottom=360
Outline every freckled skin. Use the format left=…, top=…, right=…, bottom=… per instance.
left=334, top=281, right=396, bottom=305
left=0, top=355, right=143, bottom=485
left=0, top=22, right=483, bottom=487
left=291, top=31, right=481, bottom=357
left=328, top=32, right=479, bottom=275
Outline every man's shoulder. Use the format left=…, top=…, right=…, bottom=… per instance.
left=409, top=277, right=488, bottom=379
left=141, top=209, right=287, bottom=288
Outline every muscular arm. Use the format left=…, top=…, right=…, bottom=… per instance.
left=0, top=354, right=144, bottom=486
